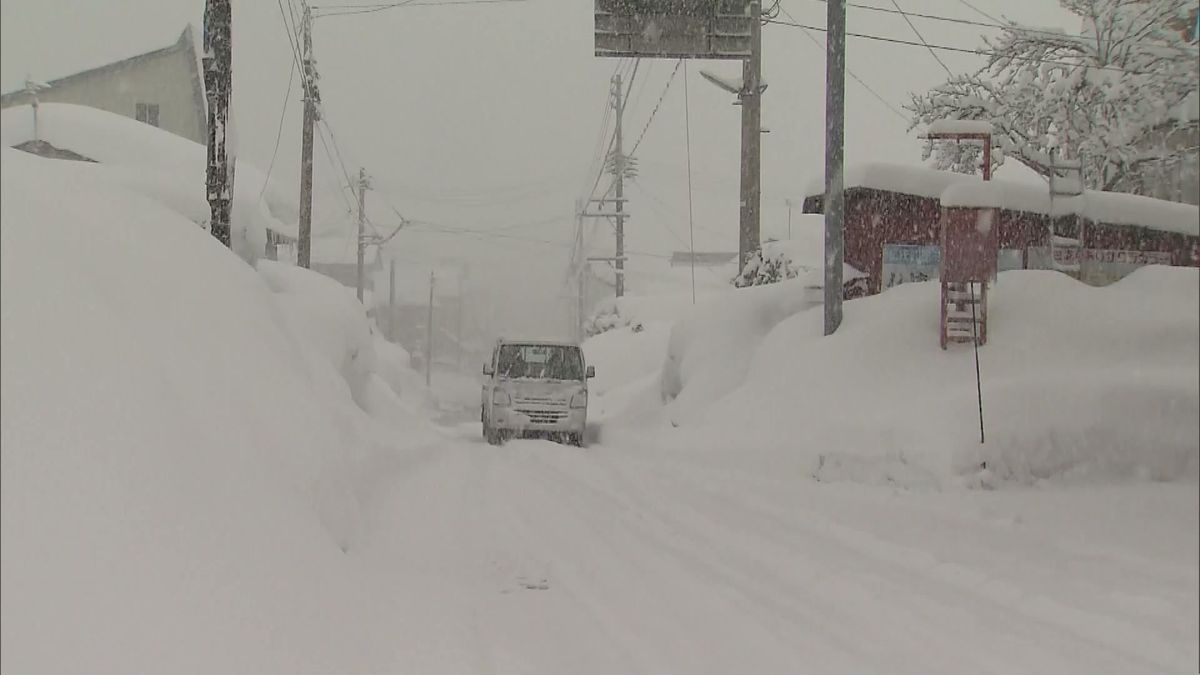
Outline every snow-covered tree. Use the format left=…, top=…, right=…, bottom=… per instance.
left=732, top=244, right=803, bottom=288
left=907, top=0, right=1199, bottom=193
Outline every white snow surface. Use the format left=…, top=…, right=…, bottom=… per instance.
left=4, top=147, right=1198, bottom=674
left=803, top=161, right=978, bottom=200
left=598, top=266, right=1199, bottom=486
left=1, top=148, right=440, bottom=673
left=0, top=102, right=297, bottom=262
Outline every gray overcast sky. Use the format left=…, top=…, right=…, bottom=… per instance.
left=1, top=0, right=1075, bottom=261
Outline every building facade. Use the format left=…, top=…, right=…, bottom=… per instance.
left=1, top=26, right=206, bottom=145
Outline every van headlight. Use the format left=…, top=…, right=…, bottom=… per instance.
left=569, top=391, right=588, bottom=409
left=492, top=390, right=511, bottom=406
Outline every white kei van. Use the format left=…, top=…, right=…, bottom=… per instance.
left=481, top=339, right=594, bottom=446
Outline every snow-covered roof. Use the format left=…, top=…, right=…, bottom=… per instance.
left=926, top=120, right=994, bottom=136
left=0, top=103, right=298, bottom=239
left=803, top=162, right=978, bottom=201
left=941, top=182, right=1200, bottom=237
left=805, top=162, right=1198, bottom=238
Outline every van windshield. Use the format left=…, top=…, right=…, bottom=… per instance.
left=497, top=344, right=584, bottom=381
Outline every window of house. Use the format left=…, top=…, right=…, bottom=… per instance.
left=135, top=103, right=160, bottom=127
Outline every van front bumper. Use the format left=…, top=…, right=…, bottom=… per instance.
left=490, top=405, right=586, bottom=433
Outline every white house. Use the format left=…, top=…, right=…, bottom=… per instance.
left=1, top=26, right=206, bottom=145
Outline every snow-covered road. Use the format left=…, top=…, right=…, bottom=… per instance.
left=354, top=425, right=1199, bottom=674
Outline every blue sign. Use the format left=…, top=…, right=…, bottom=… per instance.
left=882, top=244, right=941, bottom=266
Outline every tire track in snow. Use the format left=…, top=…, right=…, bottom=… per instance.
left=601, top=458, right=1187, bottom=673
left=521, top=447, right=1181, bottom=673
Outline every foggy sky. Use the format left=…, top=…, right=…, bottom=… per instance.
left=1, top=0, right=1075, bottom=265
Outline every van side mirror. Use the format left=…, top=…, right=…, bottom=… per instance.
left=483, top=364, right=494, bottom=376
left=586, top=366, right=595, bottom=379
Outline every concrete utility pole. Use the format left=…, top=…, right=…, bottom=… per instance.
left=739, top=0, right=763, bottom=271
left=203, top=0, right=233, bottom=249
left=574, top=198, right=586, bottom=342
left=297, top=1, right=320, bottom=268
left=611, top=72, right=627, bottom=298
left=388, top=258, right=396, bottom=341
left=355, top=167, right=371, bottom=303
left=426, top=271, right=435, bottom=388
left=824, top=0, right=846, bottom=336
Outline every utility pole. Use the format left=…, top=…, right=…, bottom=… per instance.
left=574, top=198, right=586, bottom=342
left=426, top=271, right=435, bottom=388
left=203, top=0, right=233, bottom=249
left=785, top=198, right=794, bottom=240
left=739, top=0, right=763, bottom=271
left=824, top=0, right=846, bottom=336
left=388, top=258, right=396, bottom=342
left=297, top=1, right=320, bottom=268
left=355, top=167, right=371, bottom=303
left=612, top=72, right=627, bottom=298
left=456, top=268, right=465, bottom=371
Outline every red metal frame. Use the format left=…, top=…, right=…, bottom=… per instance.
left=925, top=130, right=994, bottom=349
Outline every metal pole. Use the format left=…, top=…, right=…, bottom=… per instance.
left=456, top=268, right=464, bottom=370
left=575, top=198, right=586, bottom=342
left=388, top=258, right=396, bottom=341
left=786, top=198, right=793, bottom=240
left=739, top=0, right=762, bottom=272
left=824, top=0, right=846, bottom=336
left=426, top=271, right=435, bottom=388
left=297, top=2, right=317, bottom=268
left=612, top=73, right=626, bottom=299
left=356, top=167, right=367, bottom=303
left=203, top=0, right=233, bottom=249
left=970, top=281, right=985, bottom=444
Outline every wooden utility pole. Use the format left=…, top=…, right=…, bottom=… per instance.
left=426, top=271, right=435, bottom=387
left=611, top=72, right=626, bottom=298
left=738, top=0, right=762, bottom=271
left=824, top=0, right=846, bottom=336
left=355, top=167, right=371, bottom=302
left=297, top=1, right=319, bottom=268
left=203, top=0, right=233, bottom=248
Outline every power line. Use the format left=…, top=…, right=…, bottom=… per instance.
left=258, top=50, right=296, bottom=201
left=890, top=0, right=954, bottom=76
left=764, top=17, right=1164, bottom=75
left=798, top=0, right=1198, bottom=54
left=778, top=5, right=907, bottom=122
left=312, top=0, right=525, bottom=18
left=629, top=58, right=684, bottom=158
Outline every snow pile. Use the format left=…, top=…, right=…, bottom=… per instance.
left=585, top=290, right=707, bottom=337
left=1, top=102, right=296, bottom=263
left=640, top=267, right=1198, bottom=486
left=661, top=275, right=825, bottom=425
left=0, top=148, right=436, bottom=673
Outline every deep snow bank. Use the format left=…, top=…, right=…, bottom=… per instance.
left=660, top=274, right=825, bottom=424
left=600, top=264, right=1198, bottom=486
left=1, top=102, right=294, bottom=263
left=0, top=149, right=434, bottom=673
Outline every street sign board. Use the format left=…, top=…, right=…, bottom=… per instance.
left=595, top=0, right=753, bottom=60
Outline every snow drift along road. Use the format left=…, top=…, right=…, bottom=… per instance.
left=0, top=148, right=436, bottom=673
